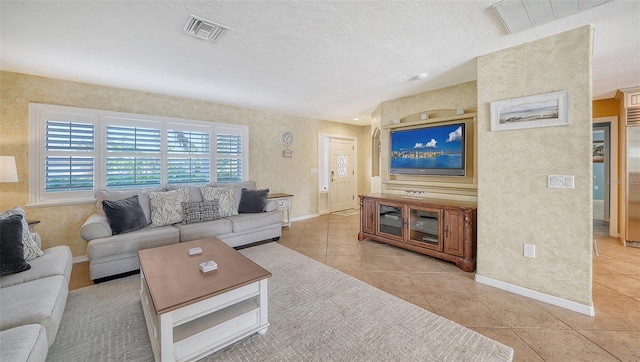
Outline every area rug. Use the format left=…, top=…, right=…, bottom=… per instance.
left=47, top=243, right=513, bottom=361
left=331, top=209, right=360, bottom=217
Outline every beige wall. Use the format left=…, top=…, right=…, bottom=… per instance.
left=0, top=71, right=366, bottom=257
left=476, top=26, right=593, bottom=306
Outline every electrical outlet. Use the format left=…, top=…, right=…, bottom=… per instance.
left=524, top=243, right=536, bottom=258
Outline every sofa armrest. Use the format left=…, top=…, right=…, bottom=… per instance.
left=80, top=213, right=112, bottom=241
left=265, top=200, right=279, bottom=212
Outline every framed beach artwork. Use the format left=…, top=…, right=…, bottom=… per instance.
left=490, top=90, right=569, bottom=132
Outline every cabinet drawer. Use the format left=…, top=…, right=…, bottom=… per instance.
left=275, top=198, right=290, bottom=209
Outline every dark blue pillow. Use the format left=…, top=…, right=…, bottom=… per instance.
left=0, top=214, right=31, bottom=275
left=102, top=195, right=148, bottom=235
left=238, top=188, right=269, bottom=213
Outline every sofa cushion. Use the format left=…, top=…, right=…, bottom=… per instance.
left=226, top=211, right=282, bottom=233
left=173, top=218, right=233, bottom=242
left=102, top=195, right=148, bottom=235
left=96, top=186, right=164, bottom=224
left=87, top=226, right=179, bottom=261
left=181, top=200, right=220, bottom=224
left=238, top=188, right=269, bottom=213
left=149, top=188, right=190, bottom=227
left=201, top=186, right=238, bottom=217
left=0, top=275, right=68, bottom=346
left=0, top=246, right=73, bottom=288
left=0, top=207, right=44, bottom=261
left=0, top=324, right=48, bottom=362
left=0, top=215, right=31, bottom=276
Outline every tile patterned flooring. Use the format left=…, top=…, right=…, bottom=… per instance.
left=70, top=216, right=640, bottom=361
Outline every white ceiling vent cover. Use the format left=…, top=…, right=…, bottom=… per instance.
left=182, top=15, right=229, bottom=42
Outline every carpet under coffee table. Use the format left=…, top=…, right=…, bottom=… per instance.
left=47, top=242, right=513, bottom=361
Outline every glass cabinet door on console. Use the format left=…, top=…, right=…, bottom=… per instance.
left=358, top=194, right=477, bottom=272
left=377, top=202, right=404, bottom=241
left=407, top=206, right=442, bottom=251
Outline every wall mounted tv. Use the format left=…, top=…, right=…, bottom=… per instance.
left=390, top=122, right=466, bottom=176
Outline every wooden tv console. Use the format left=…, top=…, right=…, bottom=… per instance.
left=358, top=193, right=477, bottom=272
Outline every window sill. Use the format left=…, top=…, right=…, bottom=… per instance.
left=27, top=198, right=96, bottom=209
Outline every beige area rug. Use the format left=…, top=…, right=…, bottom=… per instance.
left=47, top=243, right=513, bottom=361
left=331, top=209, right=360, bottom=217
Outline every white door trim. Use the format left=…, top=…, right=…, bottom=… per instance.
left=317, top=133, right=358, bottom=214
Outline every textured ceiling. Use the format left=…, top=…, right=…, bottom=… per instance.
left=1, top=1, right=638, bottom=126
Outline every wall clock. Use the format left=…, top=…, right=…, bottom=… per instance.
left=279, top=131, right=294, bottom=148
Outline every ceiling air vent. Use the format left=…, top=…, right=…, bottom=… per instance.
left=493, top=0, right=612, bottom=34
left=182, top=15, right=229, bottom=42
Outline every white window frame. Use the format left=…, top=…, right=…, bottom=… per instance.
left=28, top=103, right=249, bottom=207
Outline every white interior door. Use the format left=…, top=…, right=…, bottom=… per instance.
left=330, top=138, right=355, bottom=212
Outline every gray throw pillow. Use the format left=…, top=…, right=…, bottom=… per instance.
left=0, top=214, right=31, bottom=275
left=102, top=195, right=148, bottom=235
left=181, top=200, right=220, bottom=224
left=238, top=188, right=269, bottom=213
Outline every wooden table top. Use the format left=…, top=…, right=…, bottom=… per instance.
left=267, top=193, right=293, bottom=199
left=138, top=237, right=272, bottom=315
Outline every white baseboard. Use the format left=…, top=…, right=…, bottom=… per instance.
left=474, top=274, right=595, bottom=316
left=73, top=255, right=89, bottom=263
left=291, top=214, right=321, bottom=222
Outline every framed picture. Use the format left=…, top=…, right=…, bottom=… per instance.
left=593, top=141, right=604, bottom=163
left=490, top=90, right=569, bottom=132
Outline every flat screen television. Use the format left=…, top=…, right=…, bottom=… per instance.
left=390, top=122, right=465, bottom=176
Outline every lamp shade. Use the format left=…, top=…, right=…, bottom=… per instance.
left=0, top=156, right=19, bottom=183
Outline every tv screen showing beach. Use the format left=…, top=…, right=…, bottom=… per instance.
left=390, top=123, right=465, bottom=176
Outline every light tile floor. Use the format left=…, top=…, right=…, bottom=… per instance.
left=277, top=215, right=640, bottom=362
left=70, top=216, right=640, bottom=361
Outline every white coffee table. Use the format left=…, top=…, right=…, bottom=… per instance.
left=138, top=237, right=271, bottom=362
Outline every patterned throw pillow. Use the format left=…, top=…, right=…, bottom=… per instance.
left=149, top=187, right=190, bottom=227
left=200, top=186, right=239, bottom=218
left=0, top=206, right=44, bottom=260
left=181, top=200, right=220, bottom=224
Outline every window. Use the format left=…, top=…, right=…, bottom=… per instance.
left=29, top=104, right=248, bottom=206
left=105, top=122, right=162, bottom=189
left=216, top=129, right=243, bottom=182
left=45, top=120, right=95, bottom=192
left=167, top=127, right=211, bottom=184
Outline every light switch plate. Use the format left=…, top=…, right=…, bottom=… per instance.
left=548, top=175, right=575, bottom=189
left=524, top=243, right=535, bottom=258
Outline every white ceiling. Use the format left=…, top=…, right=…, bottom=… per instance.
left=1, top=1, right=638, bottom=126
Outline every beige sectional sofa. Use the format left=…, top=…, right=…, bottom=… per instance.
left=0, top=234, right=73, bottom=362
left=80, top=181, right=282, bottom=281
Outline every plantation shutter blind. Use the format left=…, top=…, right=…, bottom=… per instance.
left=167, top=129, right=211, bottom=184
left=216, top=133, right=242, bottom=182
left=44, top=120, right=95, bottom=192
left=106, top=124, right=161, bottom=188
left=30, top=103, right=250, bottom=206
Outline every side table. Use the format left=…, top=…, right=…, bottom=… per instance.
left=267, top=193, right=293, bottom=227
left=27, top=219, right=40, bottom=233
